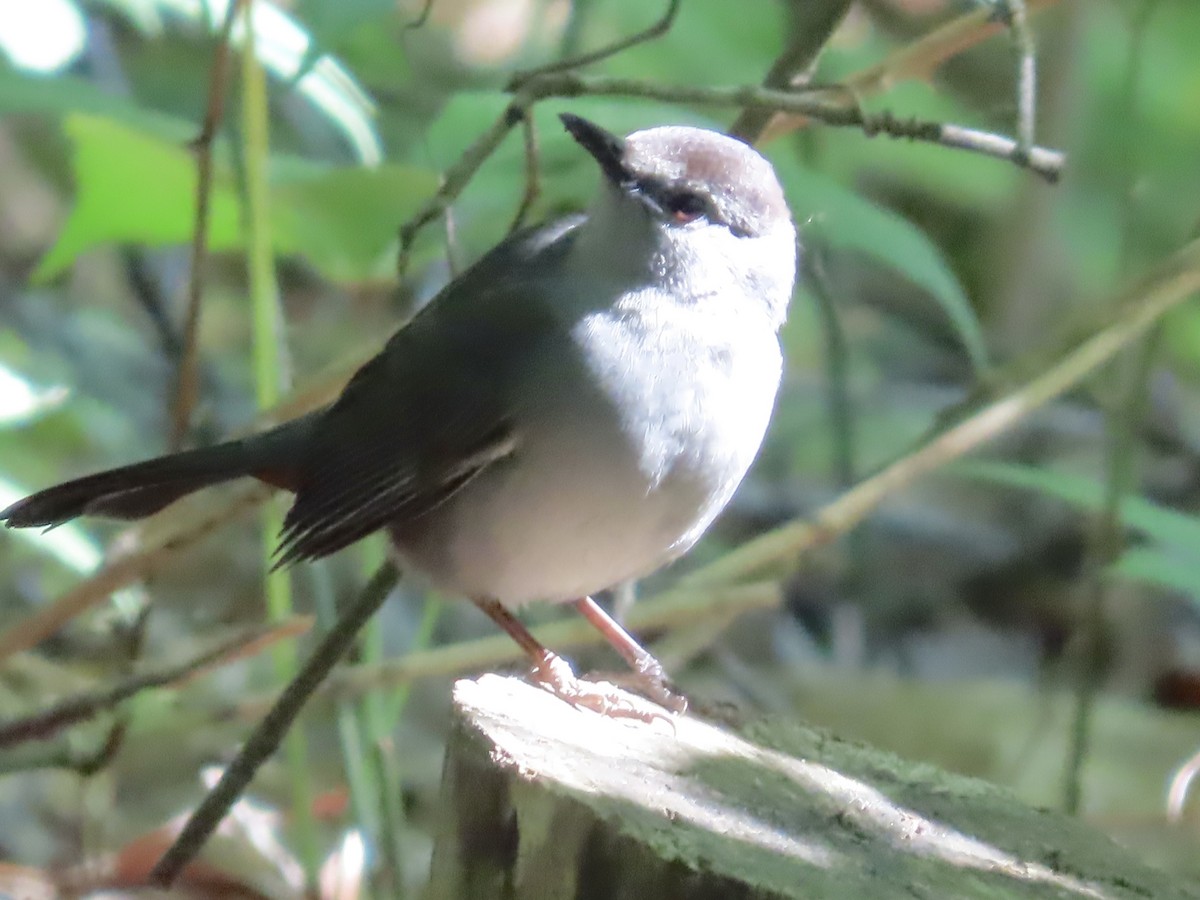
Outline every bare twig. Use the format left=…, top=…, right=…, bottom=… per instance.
left=847, top=0, right=1059, bottom=95
left=508, top=111, right=542, bottom=234
left=508, top=0, right=681, bottom=86
left=679, top=235, right=1200, bottom=589
left=397, top=101, right=528, bottom=278
left=170, top=0, right=244, bottom=450
left=759, top=0, right=1061, bottom=143
left=398, top=8, right=1069, bottom=276
left=149, top=562, right=399, bottom=887
left=404, top=0, right=435, bottom=31
left=519, top=74, right=1066, bottom=181
left=729, top=0, right=854, bottom=143
left=396, top=72, right=1065, bottom=271
left=324, top=581, right=779, bottom=702
left=0, top=483, right=273, bottom=664
left=0, top=618, right=310, bottom=749
left=1000, top=0, right=1038, bottom=156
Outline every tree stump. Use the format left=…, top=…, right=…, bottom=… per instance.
left=425, top=674, right=1196, bottom=899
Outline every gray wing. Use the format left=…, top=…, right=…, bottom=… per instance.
left=274, top=217, right=584, bottom=567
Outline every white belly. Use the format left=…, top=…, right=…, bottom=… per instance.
left=391, top=302, right=782, bottom=606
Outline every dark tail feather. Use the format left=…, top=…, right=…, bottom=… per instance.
left=1, top=415, right=317, bottom=529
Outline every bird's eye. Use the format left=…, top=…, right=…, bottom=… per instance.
left=663, top=190, right=708, bottom=224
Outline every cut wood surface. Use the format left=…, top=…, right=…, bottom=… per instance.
left=425, top=674, right=1197, bottom=900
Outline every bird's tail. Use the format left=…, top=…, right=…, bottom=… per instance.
left=1, top=414, right=317, bottom=529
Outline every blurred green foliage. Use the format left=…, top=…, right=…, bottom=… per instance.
left=2, top=0, right=1200, bottom=893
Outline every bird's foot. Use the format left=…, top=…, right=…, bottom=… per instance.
left=529, top=652, right=677, bottom=725
left=585, top=659, right=689, bottom=715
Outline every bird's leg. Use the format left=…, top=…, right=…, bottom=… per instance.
left=471, top=597, right=670, bottom=723
left=573, top=596, right=688, bottom=714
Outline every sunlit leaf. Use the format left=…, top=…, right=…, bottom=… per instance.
left=0, top=363, right=68, bottom=427
left=34, top=114, right=439, bottom=282
left=0, top=0, right=86, bottom=73
left=33, top=114, right=242, bottom=280
left=99, top=0, right=384, bottom=164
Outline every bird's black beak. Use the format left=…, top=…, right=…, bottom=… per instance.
left=560, top=113, right=631, bottom=186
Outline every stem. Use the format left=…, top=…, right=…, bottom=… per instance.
left=1061, top=0, right=1162, bottom=814
left=240, top=1, right=316, bottom=880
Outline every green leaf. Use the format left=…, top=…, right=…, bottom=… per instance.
left=1114, top=548, right=1200, bottom=604
left=955, top=460, right=1200, bottom=550
left=957, top=461, right=1200, bottom=605
left=0, top=68, right=195, bottom=142
left=774, top=159, right=989, bottom=372
left=34, top=113, right=242, bottom=281
left=35, top=114, right=440, bottom=282
left=272, top=161, right=440, bottom=280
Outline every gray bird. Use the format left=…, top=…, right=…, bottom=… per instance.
left=2, top=114, right=797, bottom=714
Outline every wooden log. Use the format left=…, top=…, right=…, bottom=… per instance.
left=425, top=674, right=1196, bottom=899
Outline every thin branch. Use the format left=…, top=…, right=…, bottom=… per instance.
left=508, top=111, right=542, bottom=234
left=170, top=0, right=244, bottom=450
left=0, top=483, right=273, bottom=664
left=0, top=618, right=310, bottom=750
left=518, top=74, right=1065, bottom=181
left=678, top=235, right=1200, bottom=589
left=404, top=0, right=435, bottom=31
left=331, top=582, right=777, bottom=700
left=149, top=562, right=399, bottom=888
left=396, top=101, right=528, bottom=278
left=508, top=0, right=681, bottom=86
left=935, top=121, right=1059, bottom=180
left=1000, top=0, right=1038, bottom=156
left=729, top=0, right=854, bottom=143
left=397, top=72, right=1066, bottom=268
left=398, top=17, right=1069, bottom=276
left=846, top=0, right=1059, bottom=96
left=759, top=0, right=1061, bottom=143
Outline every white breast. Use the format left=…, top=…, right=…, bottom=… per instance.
left=392, top=289, right=782, bottom=607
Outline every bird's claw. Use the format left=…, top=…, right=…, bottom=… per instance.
left=530, top=653, right=678, bottom=725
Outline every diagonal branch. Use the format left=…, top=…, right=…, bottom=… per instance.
left=682, top=236, right=1200, bottom=589
left=729, top=0, right=854, bottom=143
left=148, top=562, right=399, bottom=887
left=0, top=618, right=310, bottom=750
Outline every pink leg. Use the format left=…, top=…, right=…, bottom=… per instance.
left=471, top=597, right=673, bottom=722
left=574, top=596, right=687, bottom=713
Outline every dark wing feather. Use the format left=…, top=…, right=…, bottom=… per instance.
left=272, top=216, right=584, bottom=566
left=274, top=420, right=516, bottom=567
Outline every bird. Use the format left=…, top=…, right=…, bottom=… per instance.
left=2, top=113, right=797, bottom=717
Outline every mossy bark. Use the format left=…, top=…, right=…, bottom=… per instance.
left=425, top=675, right=1196, bottom=900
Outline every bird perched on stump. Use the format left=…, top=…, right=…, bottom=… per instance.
left=3, top=113, right=797, bottom=718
